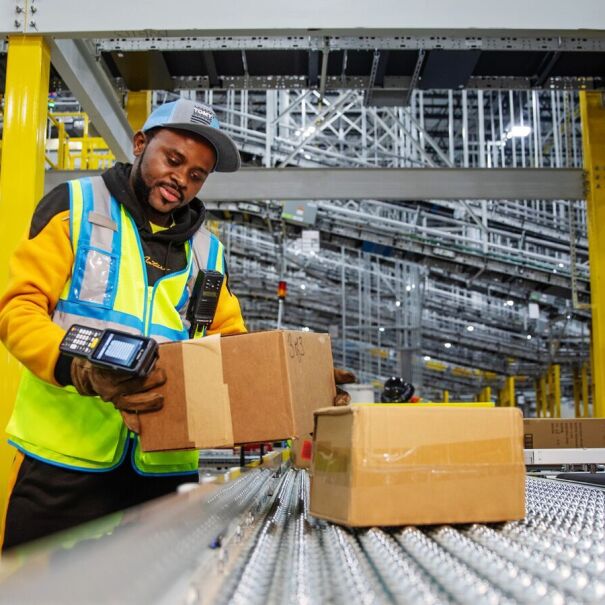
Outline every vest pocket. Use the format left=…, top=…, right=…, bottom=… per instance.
left=8, top=371, right=125, bottom=465
left=72, top=247, right=117, bottom=308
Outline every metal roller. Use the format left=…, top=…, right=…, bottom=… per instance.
left=1, top=471, right=604, bottom=605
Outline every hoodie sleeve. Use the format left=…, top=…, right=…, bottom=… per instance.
left=206, top=272, right=247, bottom=336
left=0, top=185, right=74, bottom=386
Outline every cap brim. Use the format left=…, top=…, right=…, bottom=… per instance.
left=160, top=123, right=241, bottom=172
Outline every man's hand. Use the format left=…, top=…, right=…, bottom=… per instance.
left=333, top=368, right=356, bottom=406
left=71, top=358, right=166, bottom=422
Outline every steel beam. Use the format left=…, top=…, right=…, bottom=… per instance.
left=199, top=168, right=583, bottom=201
left=0, top=34, right=50, bottom=535
left=49, top=38, right=133, bottom=162
left=94, top=35, right=605, bottom=53
left=3, top=0, right=605, bottom=37
left=44, top=167, right=584, bottom=200
left=581, top=91, right=605, bottom=418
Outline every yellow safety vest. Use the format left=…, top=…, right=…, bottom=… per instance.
left=7, top=176, right=224, bottom=475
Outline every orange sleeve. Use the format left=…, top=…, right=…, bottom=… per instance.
left=206, top=278, right=247, bottom=336
left=0, top=211, right=73, bottom=385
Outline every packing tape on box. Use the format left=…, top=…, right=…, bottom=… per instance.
left=314, top=438, right=522, bottom=487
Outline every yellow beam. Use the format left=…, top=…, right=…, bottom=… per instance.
left=573, top=365, right=581, bottom=417
left=582, top=362, right=590, bottom=418
left=581, top=91, right=605, bottom=418
left=126, top=91, right=151, bottom=132
left=0, top=37, right=50, bottom=518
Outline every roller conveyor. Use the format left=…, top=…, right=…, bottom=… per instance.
left=0, top=469, right=604, bottom=604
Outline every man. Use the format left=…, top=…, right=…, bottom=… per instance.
left=0, top=99, right=246, bottom=550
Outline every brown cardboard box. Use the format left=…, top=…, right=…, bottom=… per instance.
left=524, top=418, right=605, bottom=449
left=220, top=331, right=335, bottom=444
left=139, top=335, right=233, bottom=452
left=139, top=331, right=335, bottom=451
left=310, top=405, right=525, bottom=527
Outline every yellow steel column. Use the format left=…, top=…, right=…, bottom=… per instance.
left=442, top=390, right=449, bottom=403
left=581, top=362, right=590, bottom=417
left=0, top=37, right=50, bottom=515
left=538, top=375, right=547, bottom=418
left=581, top=91, right=605, bottom=418
left=573, top=365, right=581, bottom=417
left=126, top=91, right=151, bottom=132
left=553, top=364, right=561, bottom=418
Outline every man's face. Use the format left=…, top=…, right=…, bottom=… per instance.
left=131, top=128, right=217, bottom=216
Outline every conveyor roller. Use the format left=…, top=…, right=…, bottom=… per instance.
left=0, top=470, right=604, bottom=604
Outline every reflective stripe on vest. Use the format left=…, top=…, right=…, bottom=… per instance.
left=7, top=176, right=224, bottom=474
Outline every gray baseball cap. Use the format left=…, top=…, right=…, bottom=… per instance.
left=142, top=99, right=241, bottom=172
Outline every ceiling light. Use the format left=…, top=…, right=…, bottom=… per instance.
left=300, top=284, right=306, bottom=290
left=395, top=300, right=401, bottom=307
left=444, top=342, right=452, bottom=349
left=558, top=262, right=564, bottom=268
left=526, top=334, right=532, bottom=340
left=304, top=153, right=312, bottom=160
left=302, top=327, right=310, bottom=332
left=507, top=125, right=531, bottom=138
left=423, top=355, right=431, bottom=361
left=405, top=285, right=412, bottom=292
left=379, top=327, right=385, bottom=333
left=506, top=300, right=514, bottom=306
left=466, top=325, right=475, bottom=332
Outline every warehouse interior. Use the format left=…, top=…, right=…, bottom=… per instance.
left=0, top=1, right=605, bottom=602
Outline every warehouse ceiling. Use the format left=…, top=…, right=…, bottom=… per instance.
left=98, top=39, right=605, bottom=100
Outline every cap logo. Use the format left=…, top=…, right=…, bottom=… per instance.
left=190, top=105, right=214, bottom=126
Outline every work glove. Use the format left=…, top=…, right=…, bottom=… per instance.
left=71, top=358, right=166, bottom=431
left=333, top=368, right=357, bottom=406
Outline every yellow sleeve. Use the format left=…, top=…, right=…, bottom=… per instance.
left=0, top=211, right=73, bottom=385
left=206, top=277, right=247, bottom=336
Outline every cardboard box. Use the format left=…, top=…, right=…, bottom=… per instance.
left=524, top=418, right=605, bottom=449
left=310, top=405, right=525, bottom=527
left=139, top=335, right=233, bottom=452
left=220, top=330, right=335, bottom=444
left=140, top=331, right=335, bottom=451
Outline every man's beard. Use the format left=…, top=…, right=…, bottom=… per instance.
left=132, top=148, right=152, bottom=206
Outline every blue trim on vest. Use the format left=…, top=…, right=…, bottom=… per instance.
left=206, top=235, right=220, bottom=272
left=69, top=178, right=95, bottom=301
left=175, top=253, right=196, bottom=311
left=68, top=180, right=75, bottom=247
left=105, top=195, right=122, bottom=309
left=8, top=437, right=129, bottom=474
left=126, top=211, right=150, bottom=334
left=55, top=299, right=144, bottom=332
left=150, top=323, right=189, bottom=341
left=175, top=285, right=189, bottom=312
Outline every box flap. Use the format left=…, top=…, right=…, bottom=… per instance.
left=139, top=335, right=233, bottom=451
left=182, top=335, right=233, bottom=447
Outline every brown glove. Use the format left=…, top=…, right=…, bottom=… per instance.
left=70, top=357, right=166, bottom=416
left=333, top=368, right=357, bottom=406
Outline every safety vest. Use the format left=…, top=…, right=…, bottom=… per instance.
left=7, top=176, right=224, bottom=475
